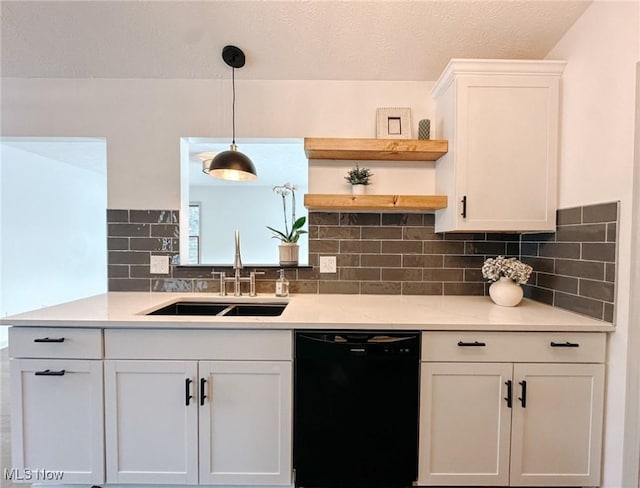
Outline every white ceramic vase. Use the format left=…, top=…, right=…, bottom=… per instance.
left=279, top=243, right=299, bottom=266
left=351, top=184, right=366, bottom=195
left=489, top=277, right=524, bottom=307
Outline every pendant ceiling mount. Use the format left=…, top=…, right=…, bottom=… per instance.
left=222, top=45, right=246, bottom=69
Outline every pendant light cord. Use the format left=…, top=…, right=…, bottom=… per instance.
left=231, top=66, right=236, bottom=145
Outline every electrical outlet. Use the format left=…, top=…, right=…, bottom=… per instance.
left=319, top=256, right=337, bottom=273
left=150, top=255, right=170, bottom=274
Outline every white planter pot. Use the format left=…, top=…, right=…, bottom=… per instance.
left=351, top=184, right=366, bottom=195
left=489, top=277, right=524, bottom=307
left=279, top=243, right=299, bottom=266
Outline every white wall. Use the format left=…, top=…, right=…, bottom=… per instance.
left=625, top=60, right=640, bottom=488
left=0, top=141, right=108, bottom=347
left=546, top=1, right=640, bottom=486
left=1, top=79, right=435, bottom=209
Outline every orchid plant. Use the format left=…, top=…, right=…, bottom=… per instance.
left=481, top=255, right=533, bottom=285
left=267, top=183, right=307, bottom=243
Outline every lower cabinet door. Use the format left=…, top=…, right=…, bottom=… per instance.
left=510, top=363, right=605, bottom=486
left=104, top=360, right=198, bottom=484
left=10, top=358, right=104, bottom=484
left=198, top=360, right=292, bottom=485
left=418, top=362, right=513, bottom=486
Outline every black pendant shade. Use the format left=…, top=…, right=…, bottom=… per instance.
left=206, top=144, right=257, bottom=181
left=203, top=45, right=257, bottom=181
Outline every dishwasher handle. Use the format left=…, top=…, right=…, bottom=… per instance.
left=295, top=332, right=420, bottom=359
left=297, top=333, right=418, bottom=344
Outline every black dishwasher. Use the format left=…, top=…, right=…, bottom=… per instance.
left=294, top=331, right=420, bottom=488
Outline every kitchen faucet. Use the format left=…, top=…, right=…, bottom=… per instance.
left=234, top=228, right=243, bottom=272
left=212, top=230, right=263, bottom=297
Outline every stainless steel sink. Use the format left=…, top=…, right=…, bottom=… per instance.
left=146, top=301, right=287, bottom=317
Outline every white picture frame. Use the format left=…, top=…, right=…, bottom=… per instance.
left=376, top=107, right=412, bottom=139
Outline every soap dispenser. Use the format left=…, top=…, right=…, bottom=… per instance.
left=275, top=269, right=289, bottom=297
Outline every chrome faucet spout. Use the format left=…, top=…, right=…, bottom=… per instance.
left=224, top=230, right=261, bottom=296
left=234, top=229, right=243, bottom=270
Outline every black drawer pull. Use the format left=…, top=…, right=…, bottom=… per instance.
left=457, top=341, right=486, bottom=347
left=461, top=195, right=468, bottom=218
left=35, top=369, right=66, bottom=376
left=518, top=380, right=527, bottom=408
left=33, top=337, right=65, bottom=343
left=550, top=341, right=580, bottom=348
left=504, top=380, right=513, bottom=408
left=200, top=378, right=207, bottom=406
left=185, top=378, right=193, bottom=406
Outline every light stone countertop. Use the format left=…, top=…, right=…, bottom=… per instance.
left=0, top=292, right=614, bottom=332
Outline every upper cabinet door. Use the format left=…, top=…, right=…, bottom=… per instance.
left=198, top=360, right=292, bottom=485
left=433, top=59, right=565, bottom=233
left=10, top=358, right=104, bottom=484
left=510, top=363, right=605, bottom=486
left=104, top=360, right=198, bottom=485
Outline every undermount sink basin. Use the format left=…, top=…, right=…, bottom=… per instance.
left=146, top=301, right=287, bottom=317
left=220, top=304, right=288, bottom=317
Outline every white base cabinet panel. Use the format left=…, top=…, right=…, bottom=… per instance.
left=199, top=361, right=292, bottom=485
left=510, top=363, right=605, bottom=487
left=419, top=361, right=604, bottom=487
left=104, top=359, right=292, bottom=486
left=418, top=362, right=512, bottom=486
left=420, top=332, right=606, bottom=487
left=104, top=360, right=199, bottom=485
left=10, top=358, right=104, bottom=485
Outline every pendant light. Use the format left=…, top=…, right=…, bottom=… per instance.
left=203, top=45, right=257, bottom=181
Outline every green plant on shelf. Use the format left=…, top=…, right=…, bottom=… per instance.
left=344, top=165, right=373, bottom=186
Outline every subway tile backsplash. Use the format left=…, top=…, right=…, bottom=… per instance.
left=106, top=201, right=619, bottom=323
left=521, top=202, right=618, bottom=322
left=107, top=210, right=180, bottom=292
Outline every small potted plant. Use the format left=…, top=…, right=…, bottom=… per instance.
left=345, top=165, right=373, bottom=195
left=482, top=255, right=533, bottom=307
left=267, top=183, right=307, bottom=266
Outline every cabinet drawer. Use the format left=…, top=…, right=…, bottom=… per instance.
left=421, top=332, right=605, bottom=363
left=9, top=327, right=103, bottom=359
left=105, top=329, right=292, bottom=360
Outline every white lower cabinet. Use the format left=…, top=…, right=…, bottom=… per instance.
left=418, top=332, right=606, bottom=487
left=10, top=358, right=105, bottom=484
left=104, top=360, right=199, bottom=484
left=510, top=363, right=605, bottom=487
left=419, top=362, right=513, bottom=486
left=103, top=329, right=293, bottom=486
left=198, top=361, right=292, bottom=485
left=9, top=325, right=606, bottom=488
left=8, top=327, right=105, bottom=485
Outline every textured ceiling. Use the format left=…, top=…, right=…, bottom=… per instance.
left=1, top=0, right=591, bottom=81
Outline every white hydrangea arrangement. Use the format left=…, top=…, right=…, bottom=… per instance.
left=481, top=256, right=533, bottom=285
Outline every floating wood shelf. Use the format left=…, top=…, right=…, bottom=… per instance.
left=304, top=138, right=448, bottom=161
left=304, top=194, right=448, bottom=212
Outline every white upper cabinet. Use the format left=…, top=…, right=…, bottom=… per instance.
left=432, top=59, right=566, bottom=232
